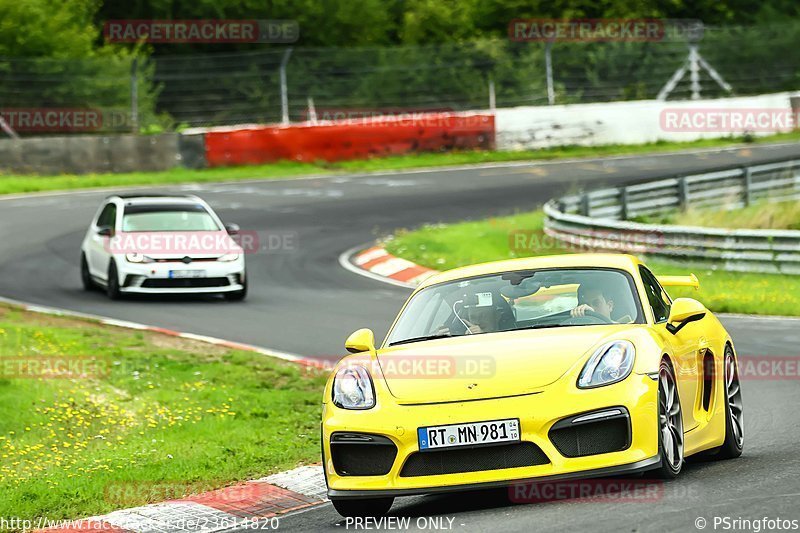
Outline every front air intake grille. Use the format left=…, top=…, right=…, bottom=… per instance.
left=549, top=409, right=631, bottom=458
left=400, top=442, right=549, bottom=477
left=330, top=433, right=398, bottom=476
left=141, top=277, right=230, bottom=289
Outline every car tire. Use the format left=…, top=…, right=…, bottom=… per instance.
left=330, top=497, right=394, bottom=518
left=224, top=273, right=248, bottom=301
left=712, top=346, right=744, bottom=460
left=106, top=261, right=121, bottom=300
left=654, top=358, right=684, bottom=479
left=80, top=253, right=94, bottom=291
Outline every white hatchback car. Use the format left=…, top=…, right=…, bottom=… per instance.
left=80, top=194, right=247, bottom=300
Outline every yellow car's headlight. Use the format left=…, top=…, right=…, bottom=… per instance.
left=578, top=340, right=635, bottom=388
left=332, top=365, right=375, bottom=410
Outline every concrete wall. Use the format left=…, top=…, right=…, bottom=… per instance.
left=2, top=91, right=797, bottom=175
left=495, top=92, right=798, bottom=150
left=0, top=134, right=184, bottom=175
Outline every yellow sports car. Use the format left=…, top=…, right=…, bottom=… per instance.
left=322, top=253, right=744, bottom=517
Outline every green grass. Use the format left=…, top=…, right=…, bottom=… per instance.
left=3, top=131, right=800, bottom=196
left=637, top=200, right=800, bottom=230
left=0, top=304, right=326, bottom=521
left=385, top=210, right=800, bottom=316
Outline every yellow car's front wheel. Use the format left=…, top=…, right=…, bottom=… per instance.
left=655, top=358, right=684, bottom=479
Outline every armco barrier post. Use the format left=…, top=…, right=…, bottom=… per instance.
left=620, top=187, right=629, bottom=220
left=678, top=177, right=689, bottom=210
left=580, top=192, right=590, bottom=217
left=743, top=166, right=752, bottom=207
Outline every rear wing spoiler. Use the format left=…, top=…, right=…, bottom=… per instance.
left=657, top=274, right=700, bottom=290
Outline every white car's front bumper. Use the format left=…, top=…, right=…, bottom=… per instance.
left=116, top=258, right=246, bottom=294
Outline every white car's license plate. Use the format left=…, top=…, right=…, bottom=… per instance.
left=418, top=418, right=520, bottom=451
left=169, top=270, right=206, bottom=279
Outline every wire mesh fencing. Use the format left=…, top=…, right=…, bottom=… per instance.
left=1, top=23, right=800, bottom=133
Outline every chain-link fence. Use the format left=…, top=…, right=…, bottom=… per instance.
left=1, top=24, right=800, bottom=133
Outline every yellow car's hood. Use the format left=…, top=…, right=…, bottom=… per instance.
left=378, top=326, right=620, bottom=404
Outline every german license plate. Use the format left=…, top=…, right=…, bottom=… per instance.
left=418, top=418, right=520, bottom=451
left=169, top=270, right=206, bottom=279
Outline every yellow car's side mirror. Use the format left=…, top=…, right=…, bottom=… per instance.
left=345, top=328, right=376, bottom=354
left=666, top=298, right=706, bottom=334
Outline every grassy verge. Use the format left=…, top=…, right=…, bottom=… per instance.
left=0, top=304, right=325, bottom=521
left=3, top=131, right=800, bottom=196
left=385, top=210, right=800, bottom=316
left=636, top=200, right=800, bottom=230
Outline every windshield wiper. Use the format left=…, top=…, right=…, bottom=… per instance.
left=389, top=333, right=454, bottom=346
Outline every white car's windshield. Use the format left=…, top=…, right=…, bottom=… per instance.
left=386, top=268, right=643, bottom=346
left=121, top=204, right=221, bottom=232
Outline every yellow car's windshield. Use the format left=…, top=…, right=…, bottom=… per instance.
left=386, top=267, right=644, bottom=346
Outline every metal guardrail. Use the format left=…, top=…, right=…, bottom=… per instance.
left=544, top=159, right=800, bottom=274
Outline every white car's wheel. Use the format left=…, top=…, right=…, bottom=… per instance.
left=106, top=261, right=121, bottom=300
left=80, top=253, right=94, bottom=291
left=224, top=273, right=248, bottom=301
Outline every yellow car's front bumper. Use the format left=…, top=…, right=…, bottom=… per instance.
left=322, top=373, right=660, bottom=498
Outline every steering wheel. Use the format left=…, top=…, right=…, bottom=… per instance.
left=564, top=309, right=614, bottom=325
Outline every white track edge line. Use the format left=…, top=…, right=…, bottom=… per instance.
left=0, top=295, right=310, bottom=363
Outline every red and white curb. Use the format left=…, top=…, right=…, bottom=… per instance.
left=340, top=245, right=439, bottom=289
left=38, top=465, right=328, bottom=532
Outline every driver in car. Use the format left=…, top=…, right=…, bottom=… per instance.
left=570, top=282, right=632, bottom=323
left=435, top=292, right=501, bottom=335
left=461, top=303, right=499, bottom=334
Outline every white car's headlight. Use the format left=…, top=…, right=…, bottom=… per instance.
left=332, top=365, right=375, bottom=410
left=578, top=340, right=635, bottom=388
left=217, top=253, right=240, bottom=262
left=125, top=253, right=154, bottom=264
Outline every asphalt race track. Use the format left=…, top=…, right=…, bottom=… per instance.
left=2, top=143, right=800, bottom=531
